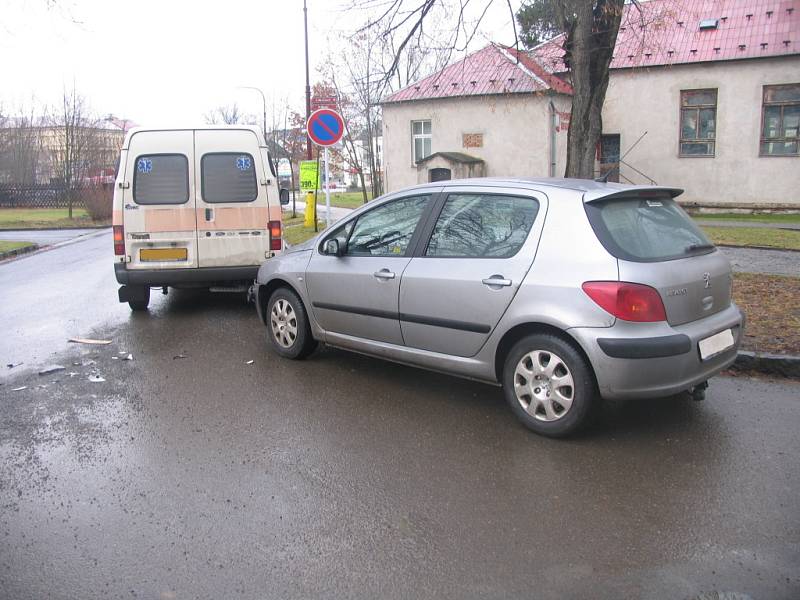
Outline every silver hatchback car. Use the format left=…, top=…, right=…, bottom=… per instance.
left=255, top=178, right=744, bottom=437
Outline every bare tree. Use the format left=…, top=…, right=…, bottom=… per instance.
left=49, top=86, right=101, bottom=218
left=352, top=0, right=630, bottom=179
left=0, top=104, right=44, bottom=185
left=204, top=103, right=245, bottom=125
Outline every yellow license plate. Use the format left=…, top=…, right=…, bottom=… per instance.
left=140, top=248, right=188, bottom=262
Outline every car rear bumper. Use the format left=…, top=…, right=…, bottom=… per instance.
left=570, top=303, right=745, bottom=400
left=114, top=263, right=258, bottom=286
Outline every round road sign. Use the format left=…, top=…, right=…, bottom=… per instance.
left=307, top=108, right=344, bottom=146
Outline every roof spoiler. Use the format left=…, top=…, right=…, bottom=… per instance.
left=583, top=186, right=684, bottom=203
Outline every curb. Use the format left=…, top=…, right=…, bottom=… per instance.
left=0, top=243, right=40, bottom=261
left=716, top=243, right=800, bottom=253
left=732, top=351, right=800, bottom=378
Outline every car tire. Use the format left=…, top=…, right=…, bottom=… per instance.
left=128, top=286, right=150, bottom=311
left=502, top=333, right=597, bottom=438
left=266, top=287, right=317, bottom=360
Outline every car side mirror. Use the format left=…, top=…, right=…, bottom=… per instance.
left=324, top=239, right=342, bottom=256
left=279, top=188, right=290, bottom=205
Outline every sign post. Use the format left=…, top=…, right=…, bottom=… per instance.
left=306, top=108, right=345, bottom=227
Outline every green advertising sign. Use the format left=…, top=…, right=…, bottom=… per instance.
left=299, top=160, right=320, bottom=191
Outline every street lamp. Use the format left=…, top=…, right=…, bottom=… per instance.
left=237, top=86, right=268, bottom=144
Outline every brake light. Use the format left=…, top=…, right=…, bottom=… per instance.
left=113, top=225, right=125, bottom=256
left=582, top=281, right=667, bottom=322
left=268, top=220, right=282, bottom=251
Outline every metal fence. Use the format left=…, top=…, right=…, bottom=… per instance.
left=0, top=184, right=87, bottom=209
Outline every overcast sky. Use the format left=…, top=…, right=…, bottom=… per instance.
left=1, top=0, right=520, bottom=127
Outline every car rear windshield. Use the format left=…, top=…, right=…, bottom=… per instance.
left=585, top=195, right=714, bottom=262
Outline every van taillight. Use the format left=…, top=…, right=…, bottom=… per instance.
left=582, top=281, right=667, bottom=322
left=113, top=225, right=125, bottom=256
left=269, top=220, right=282, bottom=251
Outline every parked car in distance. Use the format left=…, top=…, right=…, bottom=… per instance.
left=113, top=126, right=289, bottom=310
left=254, top=178, right=744, bottom=437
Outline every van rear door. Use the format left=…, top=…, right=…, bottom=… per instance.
left=193, top=129, right=271, bottom=268
left=123, top=130, right=198, bottom=270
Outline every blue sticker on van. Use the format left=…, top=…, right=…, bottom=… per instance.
left=236, top=156, right=252, bottom=171
left=137, top=158, right=152, bottom=174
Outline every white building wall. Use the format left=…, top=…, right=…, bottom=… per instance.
left=382, top=93, right=571, bottom=192
left=603, top=56, right=800, bottom=207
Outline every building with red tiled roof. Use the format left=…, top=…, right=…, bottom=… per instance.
left=381, top=0, right=800, bottom=207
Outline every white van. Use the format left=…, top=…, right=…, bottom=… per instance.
left=113, top=126, right=289, bottom=310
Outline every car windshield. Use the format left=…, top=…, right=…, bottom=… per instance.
left=585, top=195, right=714, bottom=262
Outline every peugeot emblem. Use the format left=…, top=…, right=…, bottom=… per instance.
left=703, top=273, right=711, bottom=288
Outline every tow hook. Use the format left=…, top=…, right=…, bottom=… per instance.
left=690, top=380, right=709, bottom=402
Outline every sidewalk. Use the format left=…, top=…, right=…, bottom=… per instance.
left=718, top=246, right=799, bottom=277
left=284, top=200, right=354, bottom=224
left=0, top=228, right=103, bottom=246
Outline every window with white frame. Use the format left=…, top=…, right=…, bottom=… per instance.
left=761, top=84, right=800, bottom=156
left=411, top=120, right=431, bottom=163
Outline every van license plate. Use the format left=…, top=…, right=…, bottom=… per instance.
left=698, top=328, right=734, bottom=360
left=140, top=248, right=188, bottom=262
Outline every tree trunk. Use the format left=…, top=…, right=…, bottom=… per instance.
left=561, top=0, right=624, bottom=179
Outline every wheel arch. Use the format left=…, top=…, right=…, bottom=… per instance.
left=258, top=278, right=303, bottom=325
left=493, top=322, right=598, bottom=389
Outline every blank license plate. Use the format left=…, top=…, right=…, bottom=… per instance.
left=140, top=248, right=188, bottom=262
left=698, top=328, right=734, bottom=360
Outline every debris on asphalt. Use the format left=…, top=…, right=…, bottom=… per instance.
left=123, top=354, right=133, bottom=361
left=68, top=372, right=78, bottom=377
left=246, top=360, right=254, bottom=365
left=173, top=354, right=187, bottom=360
left=11, top=386, right=27, bottom=392
left=68, top=338, right=112, bottom=345
left=38, top=365, right=66, bottom=376
left=112, top=356, right=119, bottom=360
left=88, top=375, right=106, bottom=383
left=7, top=362, right=22, bottom=369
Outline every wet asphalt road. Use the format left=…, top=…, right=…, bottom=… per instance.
left=1, top=236, right=799, bottom=599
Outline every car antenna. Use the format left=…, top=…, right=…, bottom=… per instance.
left=595, top=167, right=617, bottom=183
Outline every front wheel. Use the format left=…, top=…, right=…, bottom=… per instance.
left=266, top=288, right=317, bottom=359
left=502, top=334, right=597, bottom=438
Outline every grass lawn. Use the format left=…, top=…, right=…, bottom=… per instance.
left=283, top=219, right=327, bottom=246
left=0, top=240, right=36, bottom=254
left=701, top=226, right=800, bottom=251
left=297, top=191, right=373, bottom=209
left=0, top=208, right=107, bottom=230
left=691, top=212, right=800, bottom=224
left=733, top=272, right=800, bottom=355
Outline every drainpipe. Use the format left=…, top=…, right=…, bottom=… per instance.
left=548, top=100, right=557, bottom=177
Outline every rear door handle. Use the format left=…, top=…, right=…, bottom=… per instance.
left=373, top=269, right=396, bottom=280
left=482, top=276, right=512, bottom=288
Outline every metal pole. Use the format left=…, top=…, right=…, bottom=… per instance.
left=324, top=146, right=330, bottom=227
left=238, top=86, right=267, bottom=144
left=303, top=0, right=312, bottom=160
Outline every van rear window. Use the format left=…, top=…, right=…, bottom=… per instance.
left=132, top=154, right=189, bottom=205
left=201, top=153, right=258, bottom=203
left=585, top=196, right=714, bottom=262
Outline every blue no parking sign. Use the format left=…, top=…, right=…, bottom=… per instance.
left=306, top=109, right=344, bottom=146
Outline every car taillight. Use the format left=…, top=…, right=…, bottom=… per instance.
left=582, top=281, right=667, bottom=322
left=268, top=220, right=282, bottom=251
left=113, top=225, right=125, bottom=256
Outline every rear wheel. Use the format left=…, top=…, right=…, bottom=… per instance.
left=266, top=287, right=317, bottom=359
left=502, top=334, right=597, bottom=438
left=128, top=286, right=150, bottom=311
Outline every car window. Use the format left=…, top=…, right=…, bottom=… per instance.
left=322, top=220, right=355, bottom=253
left=425, top=193, right=539, bottom=258
left=585, top=196, right=713, bottom=262
left=346, top=195, right=431, bottom=256
left=201, top=153, right=258, bottom=203
left=132, top=154, right=189, bottom=205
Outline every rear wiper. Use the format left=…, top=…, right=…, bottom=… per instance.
left=685, top=243, right=715, bottom=252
